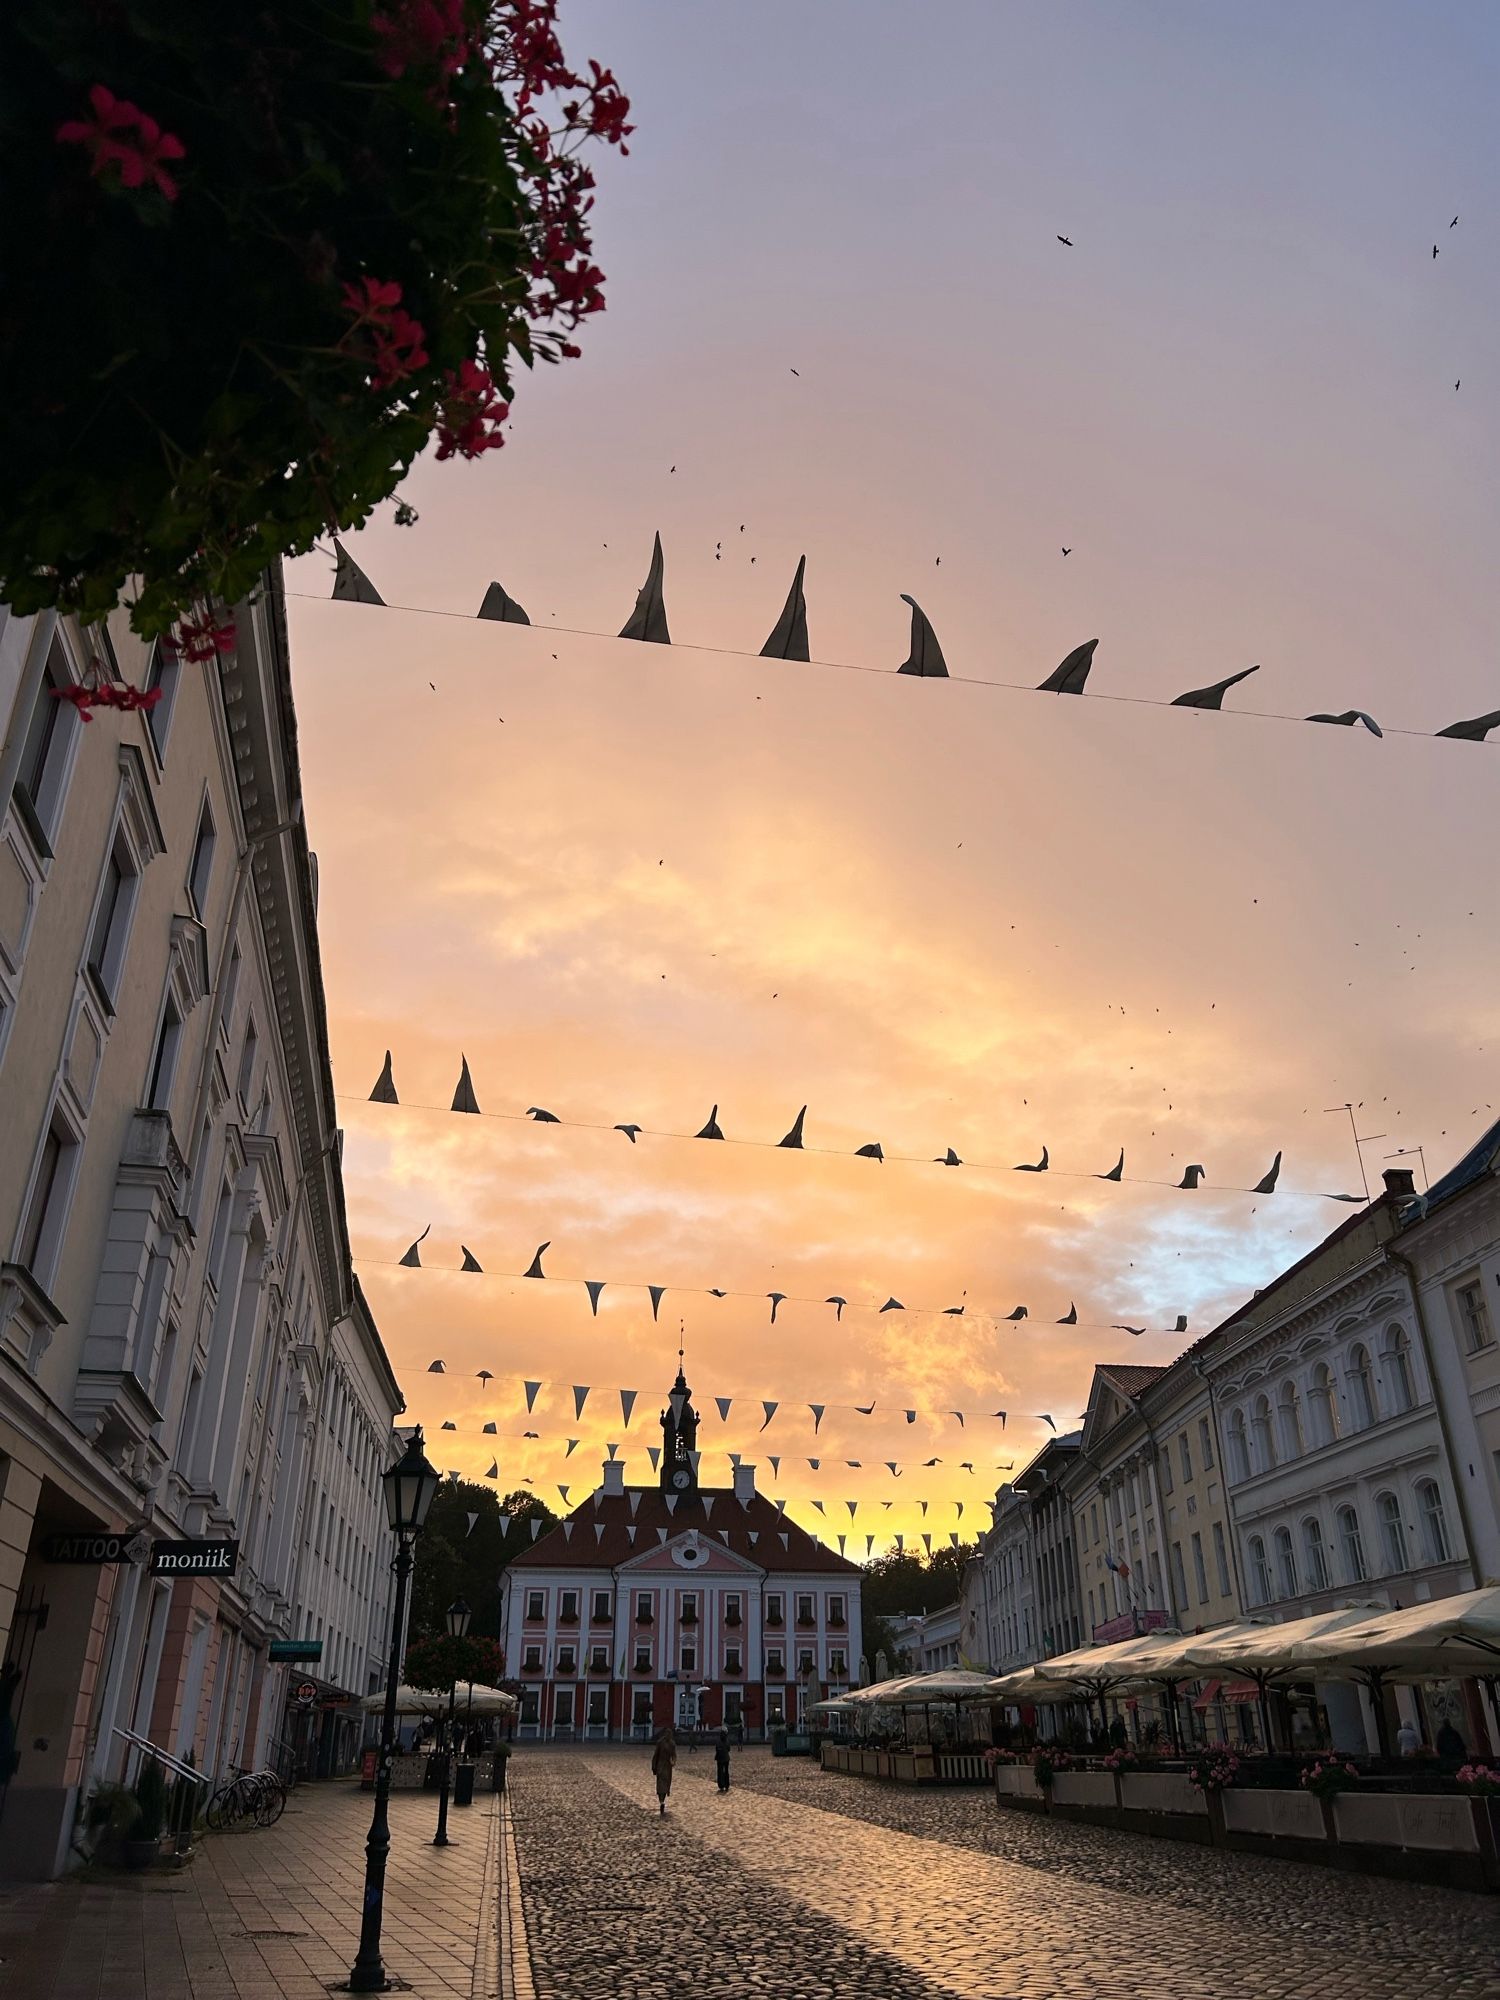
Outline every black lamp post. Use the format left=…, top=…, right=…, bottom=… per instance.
left=346, top=1429, right=440, bottom=1995
left=432, top=1595, right=471, bottom=1847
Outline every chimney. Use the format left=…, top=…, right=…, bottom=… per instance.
left=601, top=1460, right=625, bottom=1495
left=1383, top=1167, right=1416, bottom=1200
left=733, top=1462, right=756, bottom=1504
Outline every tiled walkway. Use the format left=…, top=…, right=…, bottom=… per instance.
left=0, top=1780, right=502, bottom=2000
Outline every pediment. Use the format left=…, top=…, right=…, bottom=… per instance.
left=617, top=1528, right=763, bottom=1577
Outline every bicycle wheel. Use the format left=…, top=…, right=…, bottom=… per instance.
left=253, top=1775, right=286, bottom=1827
left=205, top=1782, right=241, bottom=1832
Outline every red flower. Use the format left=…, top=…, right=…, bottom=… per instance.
left=57, top=84, right=186, bottom=201
left=372, top=0, right=474, bottom=86
left=434, top=360, right=510, bottom=459
left=340, top=278, right=429, bottom=390
left=166, top=609, right=237, bottom=665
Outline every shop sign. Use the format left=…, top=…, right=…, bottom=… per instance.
left=293, top=1681, right=319, bottom=1706
left=269, top=1639, right=324, bottom=1662
left=150, top=1538, right=239, bottom=1577
left=41, top=1531, right=142, bottom=1564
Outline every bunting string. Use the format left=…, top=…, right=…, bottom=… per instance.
left=293, top=569, right=1500, bottom=749
left=372, top=1244, right=1186, bottom=1338
left=350, top=1082, right=1359, bottom=1207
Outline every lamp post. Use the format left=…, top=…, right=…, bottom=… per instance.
left=432, top=1595, right=471, bottom=1847
left=346, top=1429, right=440, bottom=1995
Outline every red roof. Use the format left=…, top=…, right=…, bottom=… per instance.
left=508, top=1483, right=861, bottom=1574
left=1097, top=1363, right=1169, bottom=1399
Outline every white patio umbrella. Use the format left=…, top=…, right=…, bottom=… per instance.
left=1174, top=1605, right=1387, bottom=1750
left=1269, top=1585, right=1500, bottom=1681
left=358, top=1682, right=517, bottom=1716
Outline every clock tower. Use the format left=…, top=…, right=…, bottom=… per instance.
left=659, top=1360, right=700, bottom=1495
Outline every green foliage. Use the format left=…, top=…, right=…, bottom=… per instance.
left=409, top=1482, right=557, bottom=1641
left=86, top=1780, right=141, bottom=1836
left=132, top=1756, right=168, bottom=1840
left=0, top=2, right=626, bottom=635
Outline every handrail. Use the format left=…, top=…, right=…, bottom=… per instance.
left=112, top=1724, right=211, bottom=1787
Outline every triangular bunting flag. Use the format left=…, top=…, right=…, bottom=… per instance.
left=331, top=536, right=384, bottom=605
left=626, top=1525, right=637, bottom=1544
left=562, top=1520, right=574, bottom=1540
left=607, top=1442, right=619, bottom=1460
left=524, top=1381, right=542, bottom=1412
left=401, top=1225, right=430, bottom=1268
left=451, top=1055, right=481, bottom=1114
left=1038, top=638, right=1097, bottom=694
left=769, top=1456, right=780, bottom=1478
left=530, top=1519, right=542, bottom=1540
left=808, top=1458, right=820, bottom=1472
left=865, top=1535, right=874, bottom=1555
left=809, top=1404, right=825, bottom=1433
left=778, top=1532, right=789, bottom=1548
left=524, top=1241, right=549, bottom=1279
left=665, top=1493, right=678, bottom=1514
left=838, top=1535, right=846, bottom=1554
left=895, top=1534, right=904, bottom=1552
left=689, top=1450, right=702, bottom=1474
left=619, top=530, right=670, bottom=643
left=775, top=1499, right=787, bottom=1515
left=748, top=1530, right=759, bottom=1546
left=657, top=1527, right=669, bottom=1543
left=896, top=593, right=949, bottom=676
left=950, top=1532, right=959, bottom=1548
left=729, top=1452, right=741, bottom=1466
left=716, top=1397, right=733, bottom=1422
left=920, top=1500, right=928, bottom=1517
left=760, top=1401, right=778, bottom=1431
left=565, top=1439, right=579, bottom=1458
left=648, top=1286, right=665, bottom=1320
left=702, top=1497, right=715, bottom=1519
left=466, top=1512, right=478, bottom=1537
left=586, top=1281, right=605, bottom=1315
left=761, top=555, right=810, bottom=660
left=620, top=1388, right=637, bottom=1426
left=497, top=1514, right=510, bottom=1536
left=629, top=1490, right=643, bottom=1516
left=573, top=1386, right=590, bottom=1419
left=779, top=1104, right=807, bottom=1149
left=558, top=1485, right=570, bottom=1504
left=595, top=1522, right=606, bottom=1542
left=427, top=1357, right=444, bottom=1373
left=477, top=579, right=531, bottom=623
left=369, top=1051, right=399, bottom=1103
left=846, top=1500, right=857, bottom=1518
left=648, top=1446, right=661, bottom=1471
left=461, top=1246, right=483, bottom=1272
left=812, top=1500, right=825, bottom=1514
left=922, top=1532, right=932, bottom=1554
left=487, top=1461, right=499, bottom=1479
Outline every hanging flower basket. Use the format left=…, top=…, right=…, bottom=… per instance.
left=0, top=1, right=629, bottom=639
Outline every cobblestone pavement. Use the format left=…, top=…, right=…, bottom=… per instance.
left=0, top=1780, right=502, bottom=2000
left=508, top=1747, right=1500, bottom=2000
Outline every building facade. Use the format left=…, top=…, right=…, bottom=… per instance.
left=500, top=1368, right=861, bottom=1739
left=1068, top=1359, right=1241, bottom=1645
left=973, top=1485, right=1037, bottom=1676
left=1020, top=1431, right=1084, bottom=1657
left=0, top=579, right=403, bottom=1876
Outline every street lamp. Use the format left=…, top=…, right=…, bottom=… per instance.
left=345, top=1429, right=439, bottom=1995
left=432, top=1596, right=471, bottom=1847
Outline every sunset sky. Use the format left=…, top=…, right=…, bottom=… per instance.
left=284, top=1, right=1498, bottom=1557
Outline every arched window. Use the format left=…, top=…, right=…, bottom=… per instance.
left=1277, top=1382, right=1305, bottom=1460
left=1251, top=1394, right=1277, bottom=1472
left=1377, top=1490, right=1408, bottom=1573
left=1301, top=1515, right=1330, bottom=1591
left=1309, top=1363, right=1339, bottom=1447
left=1227, top=1408, right=1250, bottom=1483
left=1346, top=1345, right=1375, bottom=1430
left=1383, top=1326, right=1415, bottom=1415
left=1337, top=1504, right=1366, bottom=1583
left=1414, top=1479, right=1450, bottom=1564
left=1273, top=1524, right=1298, bottom=1599
left=1248, top=1533, right=1272, bottom=1606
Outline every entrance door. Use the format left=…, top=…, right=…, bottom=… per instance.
left=554, top=1687, right=575, bottom=1738
left=631, top=1688, right=653, bottom=1740
left=586, top=1688, right=608, bottom=1737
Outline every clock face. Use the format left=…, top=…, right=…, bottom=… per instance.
left=671, top=1467, right=692, bottom=1490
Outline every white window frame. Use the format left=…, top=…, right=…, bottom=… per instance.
left=13, top=1098, right=83, bottom=1292
left=10, top=635, right=85, bottom=859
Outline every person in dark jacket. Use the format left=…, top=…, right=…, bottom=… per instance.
left=714, top=1727, right=731, bottom=1793
left=651, top=1727, right=676, bottom=1815
left=1435, top=1718, right=1467, bottom=1763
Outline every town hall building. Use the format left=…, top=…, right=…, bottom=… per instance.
left=499, top=1366, right=861, bottom=1739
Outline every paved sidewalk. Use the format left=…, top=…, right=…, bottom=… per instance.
left=0, top=1781, right=502, bottom=2000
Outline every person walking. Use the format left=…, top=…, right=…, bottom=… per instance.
left=651, top=1726, right=677, bottom=1816
left=714, top=1727, right=731, bottom=1793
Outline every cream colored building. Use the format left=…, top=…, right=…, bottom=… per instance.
left=1068, top=1358, right=1242, bottom=1645
left=0, top=576, right=403, bottom=1876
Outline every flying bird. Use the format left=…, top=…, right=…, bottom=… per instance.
left=1014, top=1147, right=1049, bottom=1172
left=790, top=367, right=800, bottom=375
left=1097, top=1148, right=1125, bottom=1182
left=1057, top=234, right=1073, bottom=246
left=1433, top=244, right=1439, bottom=258
left=614, top=1123, right=642, bottom=1142
left=696, top=1105, right=726, bottom=1139
left=1061, top=547, right=1071, bottom=556
left=1451, top=215, right=1459, bottom=227
left=1307, top=709, right=1382, bottom=737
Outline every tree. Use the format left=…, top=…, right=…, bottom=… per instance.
left=1, top=2, right=630, bottom=640
left=408, top=1483, right=556, bottom=1643
left=402, top=1631, right=506, bottom=1697
left=857, top=1543, right=980, bottom=1680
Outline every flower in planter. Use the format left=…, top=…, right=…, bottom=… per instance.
left=1187, top=1749, right=1241, bottom=1793
left=1031, top=1746, right=1072, bottom=1790
left=1102, top=1747, right=1139, bottom=1773
left=1297, top=1758, right=1360, bottom=1799
left=1455, top=1762, right=1500, bottom=1796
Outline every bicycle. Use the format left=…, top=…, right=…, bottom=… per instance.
left=205, top=1765, right=286, bottom=1831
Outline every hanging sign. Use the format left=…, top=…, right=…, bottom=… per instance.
left=150, top=1539, right=240, bottom=1577
left=269, top=1639, right=324, bottom=1662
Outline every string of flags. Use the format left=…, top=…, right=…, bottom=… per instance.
left=419, top=1367, right=1066, bottom=1437
left=318, top=538, right=1500, bottom=745
left=359, top=1072, right=1362, bottom=1207
left=384, top=1238, right=1185, bottom=1335
left=481, top=1505, right=966, bottom=1559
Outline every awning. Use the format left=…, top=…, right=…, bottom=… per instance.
left=1193, top=1678, right=1258, bottom=1708
left=1265, top=1585, right=1500, bottom=1682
